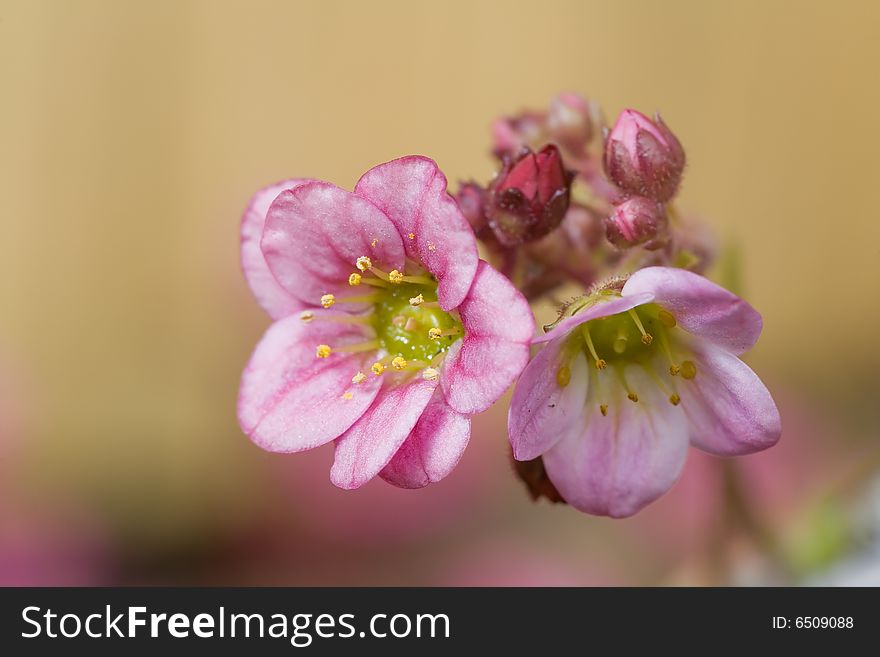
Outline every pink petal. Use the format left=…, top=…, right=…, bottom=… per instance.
left=354, top=156, right=478, bottom=310
left=237, top=313, right=381, bottom=452
left=680, top=342, right=781, bottom=456
left=533, top=292, right=654, bottom=344
left=542, top=366, right=690, bottom=518
left=330, top=376, right=438, bottom=489
left=240, top=179, right=311, bottom=319
left=623, top=266, right=762, bottom=354
left=379, top=389, right=471, bottom=489
left=508, top=339, right=590, bottom=461
left=441, top=261, right=534, bottom=415
left=261, top=182, right=406, bottom=308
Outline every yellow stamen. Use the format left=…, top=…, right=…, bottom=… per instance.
left=422, top=367, right=440, bottom=381
left=681, top=360, right=697, bottom=380
left=408, top=232, right=415, bottom=240
left=388, top=269, right=404, bottom=284
left=409, top=293, right=424, bottom=306
left=557, top=365, right=571, bottom=387
left=299, top=311, right=314, bottom=323
left=628, top=309, right=653, bottom=345
left=371, top=362, right=385, bottom=375
left=326, top=293, right=381, bottom=304
left=658, top=309, right=677, bottom=328
left=356, top=256, right=372, bottom=271
left=658, top=331, right=680, bottom=375
left=348, top=273, right=362, bottom=286
left=428, top=327, right=461, bottom=340
left=320, top=293, right=335, bottom=308
left=599, top=404, right=608, bottom=416
left=669, top=393, right=681, bottom=406
left=342, top=392, right=353, bottom=400
left=669, top=365, right=681, bottom=376
left=334, top=340, right=381, bottom=354
left=583, top=326, right=606, bottom=369
left=352, top=372, right=367, bottom=385
left=391, top=356, right=408, bottom=371
left=316, top=344, right=332, bottom=358
left=627, top=392, right=639, bottom=403
left=398, top=274, right=435, bottom=285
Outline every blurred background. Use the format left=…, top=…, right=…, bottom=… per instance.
left=1, top=0, right=879, bottom=585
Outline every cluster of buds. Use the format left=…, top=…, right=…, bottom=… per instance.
left=601, top=110, right=686, bottom=250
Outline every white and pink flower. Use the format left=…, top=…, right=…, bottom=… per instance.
left=508, top=266, right=781, bottom=517
left=238, top=157, right=534, bottom=490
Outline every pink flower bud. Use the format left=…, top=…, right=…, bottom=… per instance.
left=546, top=92, right=594, bottom=153
left=488, top=145, right=574, bottom=246
left=604, top=196, right=668, bottom=249
left=603, top=109, right=685, bottom=202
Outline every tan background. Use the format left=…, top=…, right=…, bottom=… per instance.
left=1, top=0, right=877, bottom=578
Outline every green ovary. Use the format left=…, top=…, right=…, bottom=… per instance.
left=371, top=282, right=462, bottom=363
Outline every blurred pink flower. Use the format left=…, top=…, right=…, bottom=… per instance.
left=509, top=267, right=781, bottom=517
left=239, top=157, right=534, bottom=490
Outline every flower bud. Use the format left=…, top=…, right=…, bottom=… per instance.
left=604, top=196, right=668, bottom=250
left=456, top=181, right=491, bottom=238
left=488, top=145, right=574, bottom=247
left=603, top=109, right=685, bottom=202
left=545, top=92, right=594, bottom=153
left=491, top=111, right=545, bottom=159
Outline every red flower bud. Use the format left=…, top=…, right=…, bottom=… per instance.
left=603, top=109, right=685, bottom=202
left=605, top=196, right=668, bottom=249
left=488, top=145, right=574, bottom=247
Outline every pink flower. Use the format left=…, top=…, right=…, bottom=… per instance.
left=508, top=266, right=781, bottom=518
left=238, top=157, right=534, bottom=490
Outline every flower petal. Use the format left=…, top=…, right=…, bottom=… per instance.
left=354, top=156, right=478, bottom=310
left=508, top=339, right=589, bottom=461
left=330, top=376, right=438, bottom=489
left=542, top=366, right=689, bottom=517
left=623, top=266, right=762, bottom=354
left=534, top=292, right=654, bottom=344
left=379, top=389, right=471, bottom=489
left=237, top=313, right=381, bottom=452
left=441, top=261, right=534, bottom=415
left=680, top=342, right=781, bottom=455
left=262, top=182, right=406, bottom=308
left=240, top=179, right=311, bottom=319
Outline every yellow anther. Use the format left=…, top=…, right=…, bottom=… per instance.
left=583, top=326, right=606, bottom=370
left=627, top=392, right=639, bottom=403
left=641, top=334, right=654, bottom=345
left=428, top=327, right=443, bottom=341
left=422, top=367, right=440, bottom=381
left=658, top=310, right=677, bottom=328
left=409, top=293, right=424, bottom=306
left=371, top=362, right=385, bottom=375
left=348, top=273, right=362, bottom=286
left=391, top=315, right=406, bottom=327
left=599, top=404, right=608, bottom=416
left=316, top=344, right=332, bottom=358
left=669, top=364, right=681, bottom=376
left=680, top=360, right=697, bottom=380
left=299, top=311, right=314, bottom=323
left=356, top=256, right=372, bottom=271
left=669, top=393, right=681, bottom=406
left=342, top=392, right=353, bottom=400
left=391, top=356, right=408, bottom=371
left=556, top=365, right=571, bottom=387
left=352, top=372, right=367, bottom=385
left=628, top=309, right=653, bottom=345
left=595, top=359, right=607, bottom=370
left=389, top=269, right=404, bottom=284
left=320, top=293, right=335, bottom=308
left=408, top=232, right=415, bottom=240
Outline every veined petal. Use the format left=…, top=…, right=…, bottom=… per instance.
left=441, top=261, right=534, bottom=415
left=238, top=313, right=381, bottom=453
left=240, top=179, right=311, bottom=319
left=508, top=338, right=589, bottom=461
left=534, top=292, right=653, bottom=344
left=542, top=366, right=689, bottom=518
left=379, top=389, right=471, bottom=489
left=330, top=376, right=438, bottom=489
left=262, top=182, right=406, bottom=308
left=354, top=156, right=479, bottom=310
left=623, top=267, right=762, bottom=354
left=680, top=342, right=781, bottom=455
